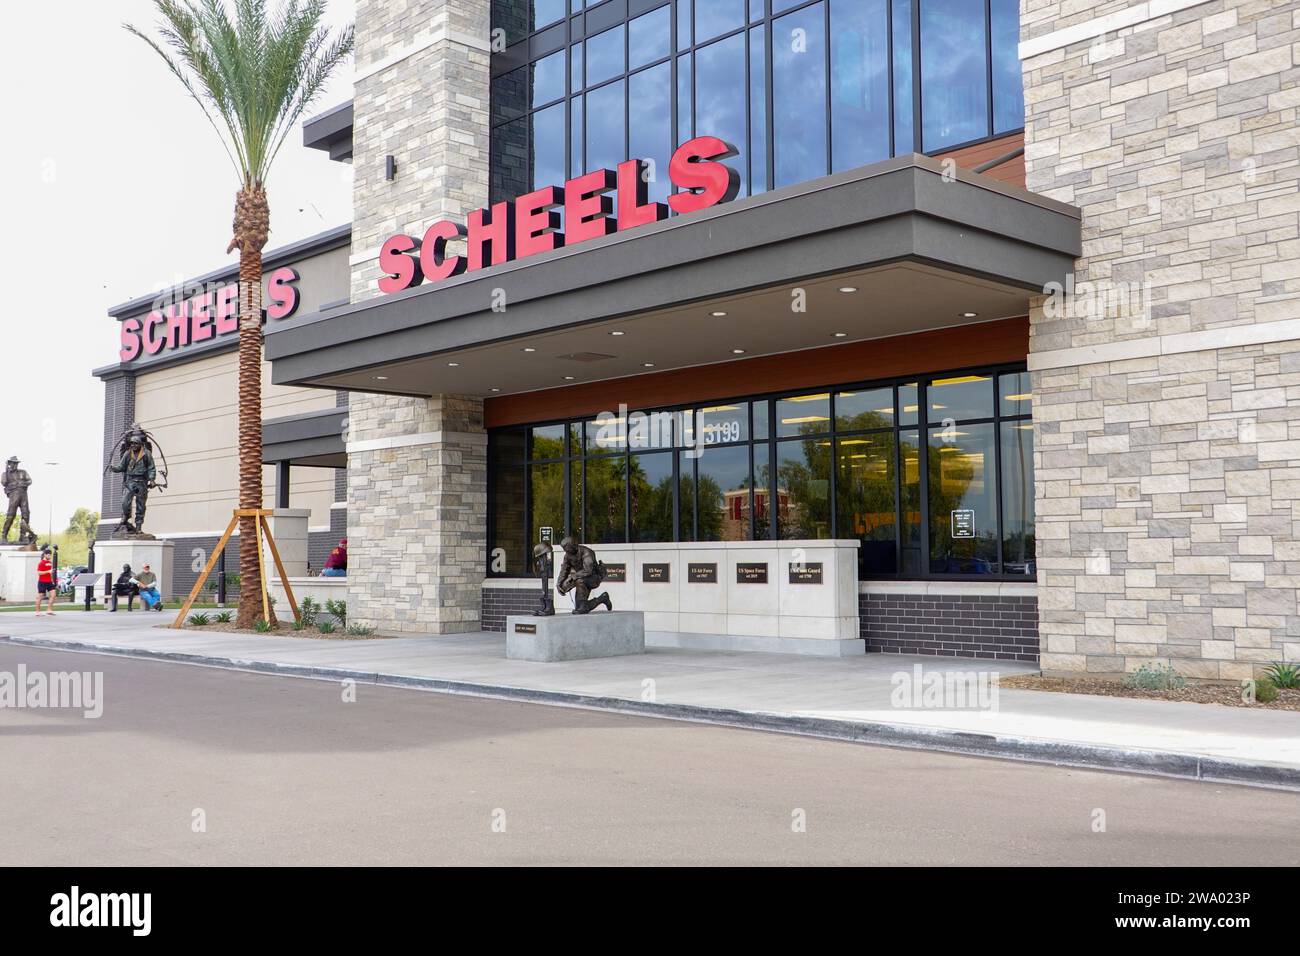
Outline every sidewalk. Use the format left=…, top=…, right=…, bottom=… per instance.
left=3, top=611, right=1298, bottom=789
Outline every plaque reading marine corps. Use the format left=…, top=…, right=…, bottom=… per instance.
left=642, top=563, right=671, bottom=583
left=603, top=563, right=627, bottom=582
left=736, top=562, right=768, bottom=584
left=688, top=562, right=718, bottom=583
left=788, top=562, right=824, bottom=584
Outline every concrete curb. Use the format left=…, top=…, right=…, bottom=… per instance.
left=6, top=634, right=1300, bottom=791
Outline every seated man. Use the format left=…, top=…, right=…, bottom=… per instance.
left=134, top=563, right=162, bottom=612
left=111, top=564, right=139, bottom=612
left=322, top=538, right=347, bottom=577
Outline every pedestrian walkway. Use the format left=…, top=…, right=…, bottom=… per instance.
left=3, top=612, right=1298, bottom=788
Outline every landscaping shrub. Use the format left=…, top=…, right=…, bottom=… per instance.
left=188, top=612, right=212, bottom=627
left=325, top=599, right=346, bottom=628
left=345, top=623, right=374, bottom=637
left=298, top=596, right=320, bottom=628
left=1264, top=662, right=1300, bottom=690
left=1123, top=663, right=1186, bottom=691
left=1254, top=678, right=1280, bottom=704
left=214, top=610, right=233, bottom=624
left=253, top=619, right=273, bottom=633
left=317, top=619, right=336, bottom=634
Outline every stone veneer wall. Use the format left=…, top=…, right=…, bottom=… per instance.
left=1023, top=0, right=1300, bottom=677
left=346, top=0, right=492, bottom=633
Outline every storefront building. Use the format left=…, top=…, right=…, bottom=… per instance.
left=102, top=1, right=1300, bottom=677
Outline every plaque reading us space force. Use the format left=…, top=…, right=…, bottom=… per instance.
left=642, top=563, right=671, bottom=583
left=788, top=562, right=824, bottom=584
left=688, top=562, right=718, bottom=583
left=736, top=562, right=768, bottom=584
left=603, top=563, right=627, bottom=582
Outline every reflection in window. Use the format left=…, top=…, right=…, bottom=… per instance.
left=928, top=422, right=998, bottom=574
left=772, top=3, right=827, bottom=188
left=584, top=455, right=626, bottom=543
left=696, top=0, right=745, bottom=43
left=899, top=429, right=922, bottom=574
left=991, top=0, right=1024, bottom=135
left=836, top=387, right=893, bottom=432
left=695, top=33, right=748, bottom=196
left=586, top=26, right=625, bottom=86
left=678, top=451, right=696, bottom=541
left=532, top=49, right=565, bottom=108
left=532, top=102, right=565, bottom=192
left=530, top=423, right=566, bottom=460
left=929, top=374, right=994, bottom=422
left=837, top=433, right=897, bottom=574
left=920, top=0, right=990, bottom=151
left=698, top=444, right=753, bottom=541
left=749, top=27, right=767, bottom=195
left=630, top=452, right=675, bottom=542
left=490, top=430, right=527, bottom=575
left=892, top=0, right=914, bottom=151
left=999, top=371, right=1032, bottom=418
left=776, top=393, right=831, bottom=438
left=629, top=63, right=673, bottom=205
left=776, top=438, right=832, bottom=539
left=530, top=461, right=566, bottom=552
left=629, top=6, right=672, bottom=70
left=1001, top=422, right=1035, bottom=576
left=831, top=0, right=890, bottom=171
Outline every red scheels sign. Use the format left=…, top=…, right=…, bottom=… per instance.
left=377, top=136, right=741, bottom=295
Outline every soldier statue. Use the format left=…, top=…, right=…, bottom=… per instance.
left=1, top=456, right=35, bottom=545
left=532, top=543, right=556, bottom=616
left=107, top=425, right=160, bottom=535
left=554, top=536, right=613, bottom=615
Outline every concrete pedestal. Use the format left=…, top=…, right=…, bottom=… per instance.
left=0, top=547, right=41, bottom=603
left=506, top=611, right=645, bottom=662
left=264, top=509, right=311, bottom=578
left=92, top=538, right=175, bottom=598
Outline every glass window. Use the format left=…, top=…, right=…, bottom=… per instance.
left=697, top=402, right=750, bottom=446
left=489, top=429, right=527, bottom=575
left=585, top=80, right=626, bottom=174
left=584, top=455, right=627, bottom=543
left=570, top=460, right=584, bottom=540
left=630, top=452, right=675, bottom=542
left=629, top=6, right=672, bottom=69
left=1000, top=421, right=1034, bottom=576
left=678, top=450, right=697, bottom=540
left=530, top=423, right=568, bottom=459
left=892, top=0, right=915, bottom=152
left=571, top=40, right=583, bottom=92
left=584, top=416, right=625, bottom=455
left=928, top=422, right=998, bottom=574
left=750, top=0, right=765, bottom=21
left=749, top=26, right=768, bottom=194
left=837, top=432, right=897, bottom=575
left=929, top=374, right=993, bottom=422
left=920, top=0, right=990, bottom=151
left=754, top=442, right=773, bottom=537
left=570, top=95, right=583, bottom=176
left=752, top=399, right=770, bottom=439
left=532, top=49, right=566, bottom=108
left=776, top=393, right=831, bottom=438
left=676, top=53, right=693, bottom=146
left=696, top=0, right=745, bottom=43
left=835, top=386, right=893, bottom=432
left=899, top=428, right=922, bottom=574
left=529, top=461, right=566, bottom=549
left=776, top=437, right=832, bottom=539
left=697, top=444, right=753, bottom=541
left=629, top=62, right=672, bottom=206
left=586, top=25, right=626, bottom=86
left=492, top=65, right=527, bottom=127
left=831, top=0, right=891, bottom=171
left=999, top=371, right=1033, bottom=418
left=772, top=3, right=828, bottom=188
left=535, top=0, right=565, bottom=29
left=677, top=0, right=693, bottom=51
left=899, top=381, right=919, bottom=426
left=532, top=102, right=566, bottom=190
left=991, top=0, right=1024, bottom=135
left=694, top=33, right=747, bottom=196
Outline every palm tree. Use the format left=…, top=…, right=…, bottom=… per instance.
left=127, top=1, right=352, bottom=627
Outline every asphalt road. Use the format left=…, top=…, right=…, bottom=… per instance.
left=2, top=643, right=1297, bottom=866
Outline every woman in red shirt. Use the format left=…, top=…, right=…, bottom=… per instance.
left=36, top=548, right=56, bottom=616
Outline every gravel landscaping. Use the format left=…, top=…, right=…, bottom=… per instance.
left=998, top=674, right=1300, bottom=711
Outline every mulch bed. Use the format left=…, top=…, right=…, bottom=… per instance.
left=169, top=621, right=394, bottom=641
left=998, top=674, right=1300, bottom=711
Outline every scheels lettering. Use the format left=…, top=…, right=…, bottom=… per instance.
left=118, top=266, right=301, bottom=362
left=377, top=136, right=741, bottom=294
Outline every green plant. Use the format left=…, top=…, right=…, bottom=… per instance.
left=298, top=596, right=320, bottom=627
left=253, top=618, right=273, bottom=634
left=292, top=618, right=308, bottom=631
left=1123, top=663, right=1186, bottom=691
left=316, top=619, right=336, bottom=634
left=325, top=599, right=347, bottom=628
left=188, top=612, right=212, bottom=626
left=1254, top=678, right=1280, bottom=704
left=1264, top=662, right=1300, bottom=690
left=214, top=610, right=233, bottom=623
left=345, top=623, right=374, bottom=637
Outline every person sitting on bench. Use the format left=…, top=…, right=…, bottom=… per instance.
left=134, top=563, right=162, bottom=611
left=111, top=564, right=139, bottom=612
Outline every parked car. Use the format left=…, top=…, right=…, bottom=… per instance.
left=57, top=565, right=89, bottom=595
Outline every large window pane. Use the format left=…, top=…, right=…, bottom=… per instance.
left=629, top=63, right=672, bottom=206
left=837, top=433, right=897, bottom=575
left=899, top=429, right=922, bottom=574
left=529, top=461, right=566, bottom=551
left=584, top=455, right=627, bottom=543
left=630, top=452, right=675, bottom=542
left=492, top=65, right=527, bottom=127
left=532, top=102, right=566, bottom=191
left=928, top=422, right=998, bottom=574
left=534, top=0, right=565, bottom=29
left=991, top=0, right=1025, bottom=134
left=586, top=25, right=625, bottom=86
left=677, top=0, right=693, bottom=51
left=776, top=393, right=831, bottom=437
left=696, top=0, right=745, bottom=44
left=491, top=115, right=529, bottom=205
left=836, top=386, right=893, bottom=431
left=530, top=423, right=567, bottom=459
left=678, top=451, right=696, bottom=540
left=585, top=80, right=626, bottom=173
left=697, top=444, right=754, bottom=541
left=929, top=373, right=994, bottom=422
left=920, top=0, right=990, bottom=151
left=490, top=429, right=527, bottom=575
left=754, top=442, right=773, bottom=537
left=999, top=371, right=1033, bottom=418
left=629, top=6, right=672, bottom=69
left=677, top=53, right=693, bottom=145
left=532, top=49, right=565, bottom=108
left=695, top=34, right=747, bottom=195
left=584, top=416, right=626, bottom=455
left=749, top=26, right=768, bottom=194
left=831, top=0, right=891, bottom=171
left=1001, top=421, right=1035, bottom=576
left=772, top=3, right=827, bottom=187
left=892, top=0, right=914, bottom=152
left=776, top=437, right=832, bottom=539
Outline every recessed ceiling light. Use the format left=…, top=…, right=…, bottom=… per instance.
left=832, top=332, right=848, bottom=338
left=711, top=311, right=728, bottom=317
left=609, top=330, right=625, bottom=336
left=374, top=375, right=388, bottom=381
left=960, top=311, right=978, bottom=318
left=563, top=375, right=575, bottom=380
left=522, top=347, right=536, bottom=352
left=838, top=286, right=858, bottom=294
left=643, top=363, right=655, bottom=368
left=490, top=387, right=500, bottom=392
left=732, top=348, right=746, bottom=355
left=447, top=362, right=460, bottom=367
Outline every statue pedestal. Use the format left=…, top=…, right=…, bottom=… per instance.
left=0, top=547, right=41, bottom=604
left=92, top=538, right=175, bottom=600
left=506, top=611, right=645, bottom=662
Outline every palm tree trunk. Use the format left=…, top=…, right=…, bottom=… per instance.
left=232, top=184, right=272, bottom=629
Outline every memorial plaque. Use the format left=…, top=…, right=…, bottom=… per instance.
left=688, top=562, right=718, bottom=583
left=736, top=562, right=768, bottom=584
left=513, top=622, right=537, bottom=634
left=642, top=563, right=671, bottom=583
left=951, top=509, right=975, bottom=539
left=788, top=562, right=824, bottom=585
left=603, top=563, right=627, bottom=582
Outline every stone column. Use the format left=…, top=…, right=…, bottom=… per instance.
left=346, top=0, right=491, bottom=633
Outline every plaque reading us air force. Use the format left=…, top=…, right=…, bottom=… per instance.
left=736, top=562, right=768, bottom=584
left=642, top=563, right=671, bottom=583
left=688, top=562, right=718, bottom=583
left=603, top=563, right=628, bottom=582
left=788, top=562, right=824, bottom=584
left=513, top=622, right=537, bottom=634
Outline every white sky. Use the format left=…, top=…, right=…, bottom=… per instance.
left=0, top=0, right=356, bottom=535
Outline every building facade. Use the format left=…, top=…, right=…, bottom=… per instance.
left=99, top=0, right=1300, bottom=677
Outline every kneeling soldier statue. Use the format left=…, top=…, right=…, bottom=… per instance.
left=2, top=456, right=35, bottom=545
left=554, top=536, right=613, bottom=614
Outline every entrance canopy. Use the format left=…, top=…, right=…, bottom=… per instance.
left=265, top=155, right=1080, bottom=401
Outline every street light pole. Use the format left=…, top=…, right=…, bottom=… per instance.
left=44, top=462, right=59, bottom=589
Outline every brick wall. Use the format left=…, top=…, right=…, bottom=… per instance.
left=482, top=584, right=541, bottom=631
left=861, top=591, right=1040, bottom=662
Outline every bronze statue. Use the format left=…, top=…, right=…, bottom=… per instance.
left=555, top=536, right=613, bottom=614
left=1, top=456, right=35, bottom=545
left=105, top=424, right=167, bottom=535
left=532, top=543, right=556, bottom=616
